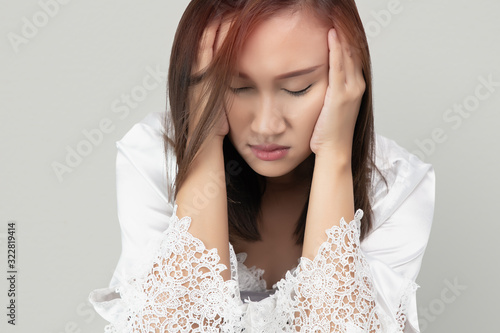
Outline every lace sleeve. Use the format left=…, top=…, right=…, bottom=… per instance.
left=105, top=204, right=244, bottom=332
left=275, top=209, right=387, bottom=333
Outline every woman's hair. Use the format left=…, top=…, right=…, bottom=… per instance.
left=163, top=0, right=386, bottom=244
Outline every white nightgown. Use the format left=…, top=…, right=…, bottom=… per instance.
left=88, top=112, right=435, bottom=332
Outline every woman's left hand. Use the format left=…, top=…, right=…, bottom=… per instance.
left=309, top=28, right=366, bottom=159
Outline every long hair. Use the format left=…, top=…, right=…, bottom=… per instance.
left=163, top=0, right=386, bottom=245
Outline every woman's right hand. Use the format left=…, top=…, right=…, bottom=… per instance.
left=188, top=16, right=233, bottom=142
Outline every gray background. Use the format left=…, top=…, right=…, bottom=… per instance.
left=1, top=0, right=498, bottom=331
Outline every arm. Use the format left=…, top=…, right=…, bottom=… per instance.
left=277, top=28, right=380, bottom=331
left=104, top=18, right=243, bottom=332
left=302, top=152, right=354, bottom=259
left=269, top=140, right=434, bottom=332
left=174, top=12, right=232, bottom=282
left=89, top=115, right=243, bottom=332
left=304, top=23, right=365, bottom=253
left=113, top=180, right=242, bottom=332
left=175, top=137, right=231, bottom=281
left=291, top=154, right=380, bottom=332
left=109, top=114, right=241, bottom=333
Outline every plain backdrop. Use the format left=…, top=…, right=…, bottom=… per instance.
left=1, top=0, right=499, bottom=332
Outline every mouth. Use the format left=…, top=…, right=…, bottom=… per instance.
left=249, top=144, right=290, bottom=161
left=249, top=144, right=290, bottom=152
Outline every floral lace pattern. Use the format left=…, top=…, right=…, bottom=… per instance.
left=235, top=252, right=267, bottom=292
left=103, top=205, right=413, bottom=332
left=105, top=204, right=244, bottom=332
left=273, top=209, right=383, bottom=332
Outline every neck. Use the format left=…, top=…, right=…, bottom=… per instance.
left=259, top=154, right=314, bottom=193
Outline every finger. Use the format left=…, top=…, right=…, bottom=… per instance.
left=354, top=52, right=366, bottom=91
left=328, top=28, right=346, bottom=89
left=345, top=42, right=365, bottom=91
left=343, top=38, right=357, bottom=84
left=336, top=29, right=364, bottom=90
left=214, top=16, right=234, bottom=55
left=345, top=39, right=365, bottom=84
left=196, top=17, right=222, bottom=74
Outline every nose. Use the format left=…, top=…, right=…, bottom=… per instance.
left=250, top=95, right=286, bottom=137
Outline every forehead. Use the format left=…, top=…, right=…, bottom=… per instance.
left=235, top=9, right=329, bottom=79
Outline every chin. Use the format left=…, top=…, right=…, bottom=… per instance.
left=243, top=158, right=301, bottom=179
left=251, top=166, right=292, bottom=178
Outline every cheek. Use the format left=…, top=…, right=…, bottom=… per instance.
left=226, top=100, right=248, bottom=142
left=225, top=82, right=327, bottom=137
left=291, top=87, right=327, bottom=133
left=227, top=100, right=245, bottom=129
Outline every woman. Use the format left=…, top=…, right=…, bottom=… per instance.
left=89, top=0, right=435, bottom=332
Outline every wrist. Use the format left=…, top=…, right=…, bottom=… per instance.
left=314, top=148, right=352, bottom=170
left=177, top=138, right=227, bottom=217
left=195, top=134, right=224, bottom=158
left=189, top=136, right=224, bottom=170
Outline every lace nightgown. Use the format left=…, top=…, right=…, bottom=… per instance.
left=88, top=112, right=435, bottom=332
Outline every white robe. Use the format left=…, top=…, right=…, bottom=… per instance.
left=88, top=112, right=435, bottom=332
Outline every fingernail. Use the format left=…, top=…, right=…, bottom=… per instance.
left=330, top=29, right=337, bottom=38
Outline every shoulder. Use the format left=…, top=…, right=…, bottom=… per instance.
left=369, top=133, right=436, bottom=235
left=117, top=111, right=166, bottom=152
left=116, top=111, right=177, bottom=204
left=363, top=134, right=435, bottom=331
left=110, top=112, right=177, bottom=287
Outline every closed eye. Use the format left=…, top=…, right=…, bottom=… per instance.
left=284, top=84, right=313, bottom=97
left=230, top=87, right=251, bottom=94
left=230, top=84, right=313, bottom=97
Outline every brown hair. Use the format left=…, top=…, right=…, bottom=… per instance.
left=163, top=0, right=386, bottom=245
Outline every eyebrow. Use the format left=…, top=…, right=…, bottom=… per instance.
left=237, top=64, right=323, bottom=80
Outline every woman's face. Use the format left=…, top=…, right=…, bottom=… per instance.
left=226, top=9, right=329, bottom=184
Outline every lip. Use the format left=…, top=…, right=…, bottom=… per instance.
left=249, top=144, right=290, bottom=161
left=249, top=144, right=290, bottom=152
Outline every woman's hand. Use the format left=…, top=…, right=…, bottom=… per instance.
left=188, top=17, right=232, bottom=142
left=309, top=28, right=366, bottom=159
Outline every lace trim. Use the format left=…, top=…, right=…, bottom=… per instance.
left=236, top=252, right=268, bottom=292
left=273, top=209, right=383, bottom=332
left=374, top=278, right=420, bottom=332
left=395, top=279, right=420, bottom=331
left=102, top=206, right=418, bottom=332
left=105, top=203, right=244, bottom=332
